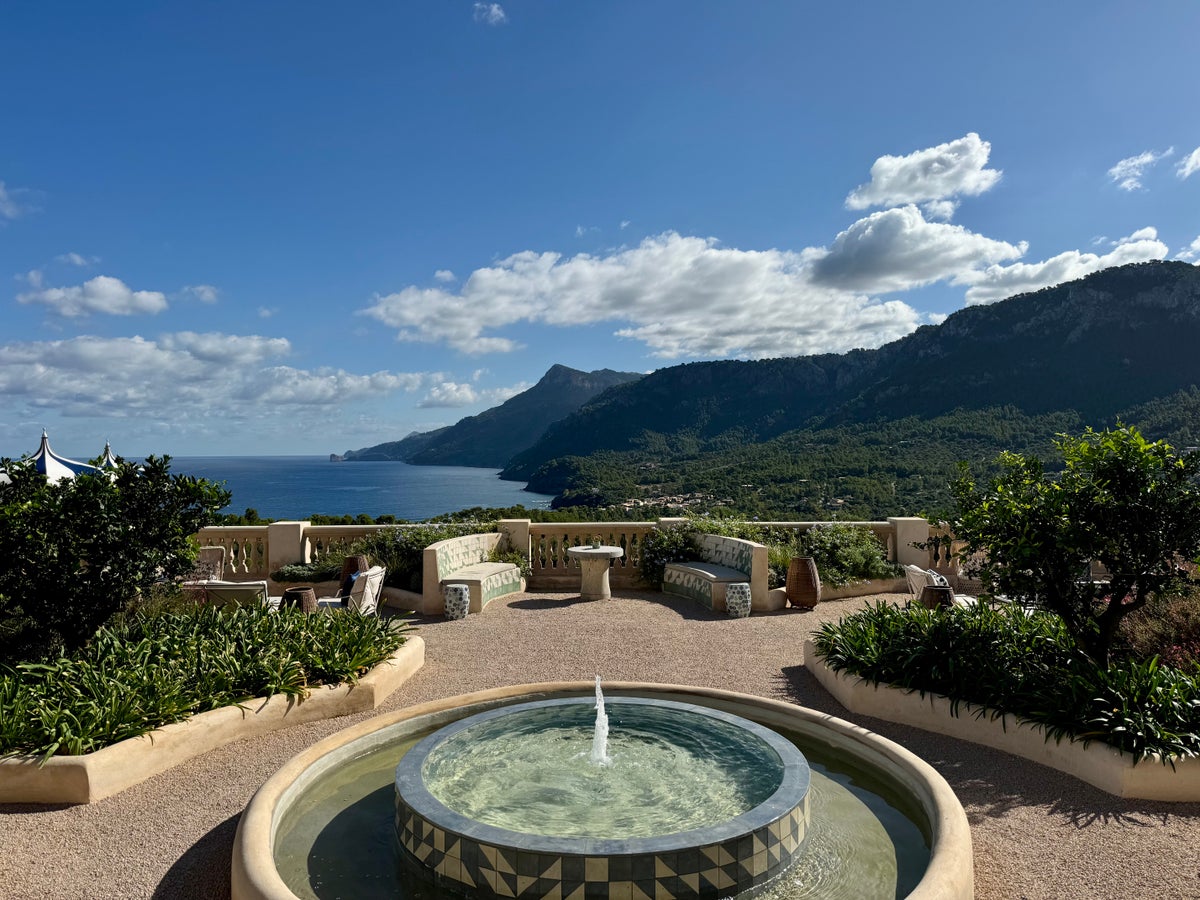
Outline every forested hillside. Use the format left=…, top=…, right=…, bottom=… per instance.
left=498, top=261, right=1200, bottom=518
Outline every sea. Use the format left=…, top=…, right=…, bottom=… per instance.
left=169, top=457, right=555, bottom=521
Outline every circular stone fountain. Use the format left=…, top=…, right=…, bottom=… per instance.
left=394, top=696, right=811, bottom=900
left=231, top=683, right=974, bottom=900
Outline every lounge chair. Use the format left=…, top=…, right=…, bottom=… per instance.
left=902, top=565, right=976, bottom=608
left=194, top=546, right=226, bottom=580
left=317, top=565, right=386, bottom=615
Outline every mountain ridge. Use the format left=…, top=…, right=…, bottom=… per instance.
left=502, top=260, right=1200, bottom=482
left=341, top=364, right=644, bottom=467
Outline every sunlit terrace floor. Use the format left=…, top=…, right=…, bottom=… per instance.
left=3, top=589, right=1199, bottom=900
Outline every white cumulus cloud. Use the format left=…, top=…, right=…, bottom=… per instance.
left=361, top=232, right=924, bottom=360
left=17, top=274, right=168, bottom=317
left=1108, top=147, right=1174, bottom=191
left=961, top=227, right=1168, bottom=305
left=845, top=133, right=1001, bottom=210
left=1178, top=147, right=1200, bottom=180
left=473, top=2, right=506, bottom=25
left=434, top=269, right=457, bottom=283
left=419, top=382, right=479, bottom=408
left=810, top=205, right=1026, bottom=294
left=0, top=333, right=437, bottom=427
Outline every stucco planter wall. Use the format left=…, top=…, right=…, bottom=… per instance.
left=0, top=637, right=425, bottom=805
left=804, top=638, right=1200, bottom=801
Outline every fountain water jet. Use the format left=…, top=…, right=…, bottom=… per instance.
left=590, top=674, right=611, bottom=766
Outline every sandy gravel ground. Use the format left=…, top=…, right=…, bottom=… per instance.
left=3, top=590, right=1199, bottom=900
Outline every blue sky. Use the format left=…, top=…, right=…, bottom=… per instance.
left=2, top=1, right=1199, bottom=458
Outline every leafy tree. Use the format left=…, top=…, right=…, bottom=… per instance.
left=0, top=456, right=230, bottom=663
left=951, top=426, right=1200, bottom=666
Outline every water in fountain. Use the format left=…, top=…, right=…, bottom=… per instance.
left=590, top=674, right=611, bottom=766
left=270, top=692, right=936, bottom=900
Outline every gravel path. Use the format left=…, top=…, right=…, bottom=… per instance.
left=3, top=590, right=1199, bottom=899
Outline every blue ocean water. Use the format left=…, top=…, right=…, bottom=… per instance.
left=170, top=457, right=555, bottom=520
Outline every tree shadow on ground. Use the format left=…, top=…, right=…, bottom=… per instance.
left=152, top=812, right=240, bottom=900
left=774, top=664, right=1200, bottom=829
left=509, top=594, right=595, bottom=610
left=0, top=801, right=77, bottom=815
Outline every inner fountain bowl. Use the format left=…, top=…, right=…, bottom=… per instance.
left=231, top=683, right=974, bottom=900
left=395, top=698, right=811, bottom=898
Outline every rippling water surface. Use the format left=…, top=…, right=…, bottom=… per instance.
left=170, top=456, right=554, bottom=519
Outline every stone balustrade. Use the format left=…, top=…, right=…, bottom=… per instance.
left=195, top=516, right=933, bottom=593
left=522, top=521, right=656, bottom=591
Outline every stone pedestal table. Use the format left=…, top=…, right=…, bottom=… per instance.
left=565, top=545, right=625, bottom=601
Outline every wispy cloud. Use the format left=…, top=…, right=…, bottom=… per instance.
left=1108, top=147, right=1174, bottom=191
left=434, top=269, right=457, bottom=283
left=182, top=284, right=220, bottom=303
left=1177, top=236, right=1200, bottom=263
left=56, top=252, right=98, bottom=267
left=845, top=133, right=1001, bottom=210
left=473, top=3, right=507, bottom=25
left=0, top=180, right=33, bottom=220
left=1177, top=146, right=1200, bottom=181
left=17, top=273, right=168, bottom=317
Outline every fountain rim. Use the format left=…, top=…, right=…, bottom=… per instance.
left=395, top=696, right=812, bottom=855
left=231, top=681, right=975, bottom=900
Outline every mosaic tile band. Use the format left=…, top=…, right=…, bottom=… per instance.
left=396, top=796, right=808, bottom=900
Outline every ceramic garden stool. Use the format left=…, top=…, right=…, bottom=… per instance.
left=726, top=582, right=752, bottom=618
left=443, top=584, right=471, bottom=620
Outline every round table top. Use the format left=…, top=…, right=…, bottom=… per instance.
left=566, top=545, right=625, bottom=559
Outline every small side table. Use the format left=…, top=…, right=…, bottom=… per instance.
left=918, top=585, right=954, bottom=610
left=566, top=545, right=624, bottom=601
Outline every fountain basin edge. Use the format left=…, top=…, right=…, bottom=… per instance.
left=231, top=682, right=974, bottom=900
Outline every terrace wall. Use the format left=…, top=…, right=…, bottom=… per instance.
left=197, top=516, right=932, bottom=593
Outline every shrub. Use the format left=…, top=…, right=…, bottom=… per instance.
left=1118, top=586, right=1200, bottom=670
left=792, top=523, right=900, bottom=588
left=639, top=523, right=698, bottom=585
left=351, top=523, right=486, bottom=592
left=636, top=517, right=898, bottom=590
left=488, top=547, right=532, bottom=579
left=271, top=523, right=490, bottom=592
left=0, top=604, right=411, bottom=760
left=271, top=558, right=345, bottom=584
left=0, top=455, right=230, bottom=664
left=813, top=602, right=1200, bottom=763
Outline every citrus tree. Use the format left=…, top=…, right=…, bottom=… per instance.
left=951, top=425, right=1200, bottom=666
left=0, top=456, right=230, bottom=663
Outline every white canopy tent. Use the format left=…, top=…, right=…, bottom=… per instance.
left=0, top=431, right=119, bottom=485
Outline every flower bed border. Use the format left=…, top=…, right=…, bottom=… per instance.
left=0, top=637, right=425, bottom=805
left=803, top=638, right=1200, bottom=801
